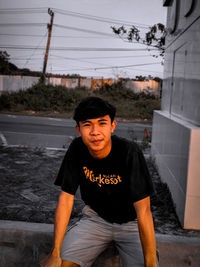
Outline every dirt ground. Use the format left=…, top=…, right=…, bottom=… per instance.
left=0, top=145, right=199, bottom=238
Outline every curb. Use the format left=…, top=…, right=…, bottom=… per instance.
left=1, top=220, right=200, bottom=246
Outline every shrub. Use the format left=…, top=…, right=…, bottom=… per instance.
left=0, top=82, right=160, bottom=121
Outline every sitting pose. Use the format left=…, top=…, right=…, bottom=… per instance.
left=42, top=97, right=158, bottom=267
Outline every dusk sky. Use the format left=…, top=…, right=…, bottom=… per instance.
left=0, top=0, right=167, bottom=78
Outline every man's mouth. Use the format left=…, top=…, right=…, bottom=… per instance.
left=91, top=139, right=103, bottom=145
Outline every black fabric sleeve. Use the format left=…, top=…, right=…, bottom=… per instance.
left=128, top=146, right=154, bottom=203
left=54, top=139, right=80, bottom=195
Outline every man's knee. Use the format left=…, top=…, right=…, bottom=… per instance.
left=61, top=259, right=80, bottom=267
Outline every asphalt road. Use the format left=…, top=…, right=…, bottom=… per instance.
left=0, top=114, right=152, bottom=148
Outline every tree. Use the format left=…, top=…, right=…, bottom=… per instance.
left=111, top=23, right=166, bottom=57
left=0, top=50, right=18, bottom=74
left=0, top=51, right=10, bottom=74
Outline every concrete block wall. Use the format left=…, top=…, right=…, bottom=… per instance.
left=151, top=0, right=200, bottom=229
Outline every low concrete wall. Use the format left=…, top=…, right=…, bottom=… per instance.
left=125, top=80, right=160, bottom=96
left=151, top=111, right=200, bottom=229
left=48, top=77, right=79, bottom=88
left=80, top=77, right=92, bottom=88
left=1, top=220, right=200, bottom=266
left=0, top=221, right=122, bottom=267
left=0, top=75, right=160, bottom=96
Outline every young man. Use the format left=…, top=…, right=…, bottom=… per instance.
left=42, top=97, right=158, bottom=267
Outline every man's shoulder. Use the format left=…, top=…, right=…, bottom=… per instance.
left=71, top=136, right=82, bottom=145
left=68, top=136, right=85, bottom=152
left=112, top=135, right=140, bottom=153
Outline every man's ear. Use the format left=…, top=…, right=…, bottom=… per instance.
left=75, top=124, right=81, bottom=136
left=111, top=120, right=117, bottom=133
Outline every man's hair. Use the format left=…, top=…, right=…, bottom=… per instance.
left=73, top=97, right=116, bottom=124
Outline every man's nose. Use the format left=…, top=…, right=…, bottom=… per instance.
left=90, top=125, right=99, bottom=135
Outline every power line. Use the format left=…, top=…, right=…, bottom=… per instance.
left=23, top=31, right=48, bottom=68
left=53, top=24, right=154, bottom=48
left=10, top=54, right=154, bottom=61
left=0, top=7, right=151, bottom=28
left=10, top=58, right=43, bottom=61
left=0, top=32, right=146, bottom=46
left=127, top=68, right=163, bottom=74
left=0, top=33, right=118, bottom=39
left=0, top=8, right=47, bottom=14
left=0, top=23, right=46, bottom=27
left=52, top=8, right=151, bottom=28
left=0, top=23, right=148, bottom=46
left=54, top=62, right=161, bottom=72
left=0, top=45, right=157, bottom=52
left=50, top=54, right=152, bottom=60
left=50, top=55, right=113, bottom=66
left=75, top=54, right=157, bottom=59
left=48, top=53, right=111, bottom=67
left=54, top=24, right=114, bottom=37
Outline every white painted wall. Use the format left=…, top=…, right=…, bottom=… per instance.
left=0, top=75, right=160, bottom=95
left=151, top=0, right=200, bottom=229
left=0, top=75, right=40, bottom=93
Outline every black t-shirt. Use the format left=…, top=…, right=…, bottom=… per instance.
left=55, top=135, right=153, bottom=224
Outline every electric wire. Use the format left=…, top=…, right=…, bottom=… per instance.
left=53, top=24, right=157, bottom=48
left=53, top=62, right=161, bottom=72
left=0, top=7, right=163, bottom=77
left=0, top=8, right=47, bottom=14
left=54, top=24, right=115, bottom=37
left=22, top=31, right=48, bottom=68
left=0, top=23, right=46, bottom=27
left=49, top=54, right=154, bottom=60
left=0, top=33, right=118, bottom=39
left=52, top=8, right=151, bottom=28
left=127, top=68, right=163, bottom=74
left=0, top=7, right=152, bottom=28
left=0, top=45, right=157, bottom=52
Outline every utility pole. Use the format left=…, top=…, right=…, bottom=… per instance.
left=41, top=8, right=54, bottom=83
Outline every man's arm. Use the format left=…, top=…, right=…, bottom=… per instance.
left=134, top=196, right=157, bottom=267
left=41, top=191, right=74, bottom=267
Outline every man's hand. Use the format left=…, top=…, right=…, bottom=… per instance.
left=41, top=191, right=74, bottom=267
left=40, top=253, right=62, bottom=267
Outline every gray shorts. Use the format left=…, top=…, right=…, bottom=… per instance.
left=61, top=205, right=152, bottom=267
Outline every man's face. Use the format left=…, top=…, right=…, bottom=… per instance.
left=76, top=115, right=117, bottom=159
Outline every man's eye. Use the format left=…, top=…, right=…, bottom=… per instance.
left=83, top=124, right=90, bottom=127
left=100, top=122, right=106, bottom=125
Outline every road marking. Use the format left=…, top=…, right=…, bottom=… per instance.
left=7, top=115, right=16, bottom=118
left=0, top=133, right=8, bottom=146
left=46, top=147, right=67, bottom=151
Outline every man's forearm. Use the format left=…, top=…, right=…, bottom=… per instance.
left=137, top=209, right=157, bottom=267
left=52, top=191, right=74, bottom=256
left=134, top=197, right=157, bottom=267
